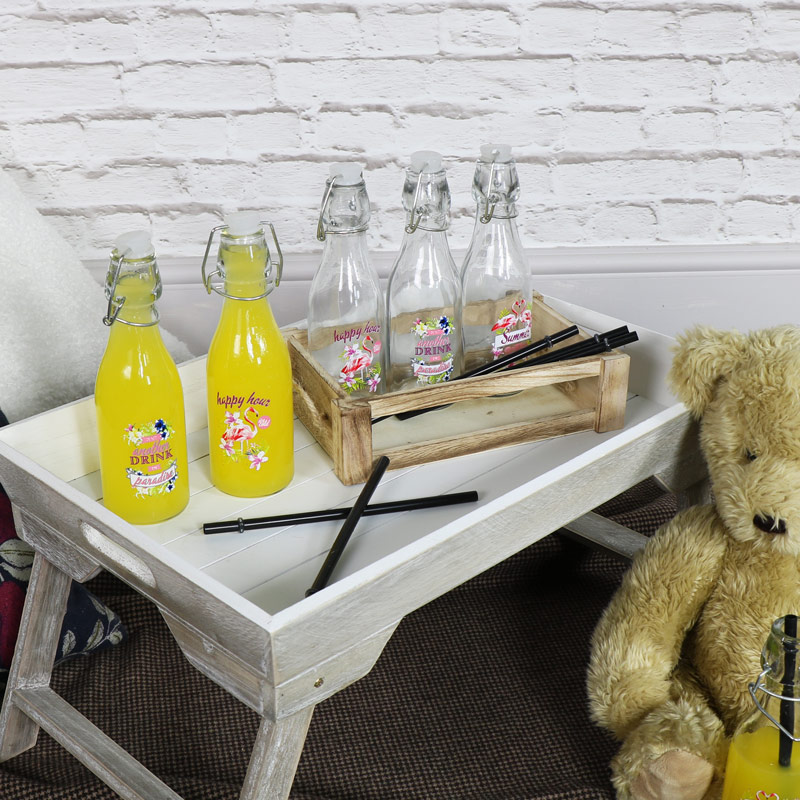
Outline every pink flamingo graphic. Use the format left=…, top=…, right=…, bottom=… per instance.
left=340, top=336, right=379, bottom=382
left=491, top=299, right=528, bottom=333
left=222, top=406, right=259, bottom=453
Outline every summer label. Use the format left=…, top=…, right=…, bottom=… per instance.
left=124, top=419, right=179, bottom=497
left=411, top=315, right=455, bottom=384
left=490, top=298, right=532, bottom=358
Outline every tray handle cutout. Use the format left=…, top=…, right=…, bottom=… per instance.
left=80, top=523, right=156, bottom=588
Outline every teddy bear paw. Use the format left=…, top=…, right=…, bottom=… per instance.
left=630, top=749, right=714, bottom=800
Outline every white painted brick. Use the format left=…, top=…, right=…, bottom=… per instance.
left=147, top=209, right=225, bottom=259
left=693, top=157, right=743, bottom=194
left=83, top=119, right=160, bottom=163
left=288, top=11, right=361, bottom=57
left=718, top=60, right=800, bottom=105
left=230, top=112, right=301, bottom=153
left=760, top=8, right=800, bottom=52
left=644, top=111, right=717, bottom=149
left=555, top=159, right=693, bottom=200
left=70, top=17, right=137, bottom=62
left=159, top=116, right=229, bottom=158
left=747, top=157, right=800, bottom=197
left=49, top=165, right=185, bottom=207
left=38, top=211, right=89, bottom=254
left=209, top=11, right=287, bottom=57
left=0, top=65, right=121, bottom=115
left=132, top=13, right=214, bottom=60
left=575, top=59, right=715, bottom=105
left=657, top=201, right=723, bottom=240
left=597, top=10, right=679, bottom=54
left=401, top=110, right=562, bottom=153
left=125, top=63, right=273, bottom=111
left=85, top=210, right=153, bottom=257
left=11, top=121, right=85, bottom=164
left=680, top=11, right=754, bottom=54
left=305, top=110, right=400, bottom=154
left=0, top=18, right=71, bottom=62
left=360, top=11, right=439, bottom=56
left=726, top=200, right=794, bottom=239
left=588, top=204, right=657, bottom=242
left=522, top=206, right=587, bottom=245
left=440, top=9, right=519, bottom=54
left=722, top=110, right=785, bottom=149
left=520, top=6, right=601, bottom=53
left=563, top=110, right=643, bottom=152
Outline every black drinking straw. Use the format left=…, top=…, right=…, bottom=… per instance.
left=202, top=490, right=479, bottom=534
left=780, top=613, right=798, bottom=767
left=505, top=329, right=638, bottom=371
left=374, top=325, right=580, bottom=424
left=305, top=455, right=391, bottom=597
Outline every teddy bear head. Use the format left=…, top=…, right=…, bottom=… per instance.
left=669, top=325, right=800, bottom=557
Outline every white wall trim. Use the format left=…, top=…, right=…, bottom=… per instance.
left=84, top=242, right=800, bottom=286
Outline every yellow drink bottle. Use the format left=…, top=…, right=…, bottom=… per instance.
left=203, top=212, right=294, bottom=497
left=94, top=231, right=189, bottom=524
left=722, top=615, right=800, bottom=799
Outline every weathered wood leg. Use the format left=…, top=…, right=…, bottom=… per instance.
left=239, top=706, right=315, bottom=800
left=0, top=551, right=71, bottom=760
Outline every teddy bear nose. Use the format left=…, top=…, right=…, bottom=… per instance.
left=753, top=514, right=787, bottom=534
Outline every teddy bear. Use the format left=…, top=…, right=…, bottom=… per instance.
left=587, top=324, right=800, bottom=800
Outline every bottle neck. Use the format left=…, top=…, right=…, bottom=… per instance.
left=105, top=257, right=161, bottom=328
left=321, top=229, right=370, bottom=261
left=219, top=237, right=270, bottom=300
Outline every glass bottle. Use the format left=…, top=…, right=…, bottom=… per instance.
left=203, top=212, right=294, bottom=497
left=95, top=231, right=189, bottom=524
left=308, top=163, right=385, bottom=396
left=386, top=151, right=462, bottom=392
left=722, top=614, right=800, bottom=798
left=460, top=144, right=532, bottom=373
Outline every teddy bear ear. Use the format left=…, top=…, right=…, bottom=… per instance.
left=667, top=326, right=748, bottom=417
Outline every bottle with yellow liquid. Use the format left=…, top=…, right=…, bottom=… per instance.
left=722, top=614, right=800, bottom=799
left=202, top=212, right=293, bottom=497
left=95, top=231, right=189, bottom=524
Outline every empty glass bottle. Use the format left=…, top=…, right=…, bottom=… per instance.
left=461, top=144, right=532, bottom=372
left=386, top=151, right=462, bottom=392
left=307, top=163, right=384, bottom=396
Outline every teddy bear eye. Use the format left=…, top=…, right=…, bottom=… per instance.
left=745, top=449, right=757, bottom=462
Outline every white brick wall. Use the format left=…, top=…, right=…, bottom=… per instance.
left=2, top=0, right=800, bottom=261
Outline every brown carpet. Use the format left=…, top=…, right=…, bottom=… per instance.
left=0, top=480, right=677, bottom=799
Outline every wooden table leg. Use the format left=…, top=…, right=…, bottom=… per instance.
left=0, top=551, right=71, bottom=761
left=239, top=706, right=315, bottom=800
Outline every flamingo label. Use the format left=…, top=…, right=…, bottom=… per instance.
left=411, top=315, right=456, bottom=384
left=123, top=418, right=180, bottom=497
left=338, top=329, right=382, bottom=394
left=490, top=299, right=532, bottom=359
left=218, top=405, right=272, bottom=470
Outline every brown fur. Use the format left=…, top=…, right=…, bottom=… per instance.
left=587, top=325, right=800, bottom=800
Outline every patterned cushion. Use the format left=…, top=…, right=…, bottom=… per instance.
left=0, top=409, right=126, bottom=681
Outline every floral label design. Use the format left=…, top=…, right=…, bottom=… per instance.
left=412, top=315, right=455, bottom=384
left=338, top=329, right=382, bottom=394
left=491, top=298, right=532, bottom=359
left=218, top=404, right=272, bottom=470
left=124, top=419, right=179, bottom=497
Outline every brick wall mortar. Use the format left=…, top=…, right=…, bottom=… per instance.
left=2, top=1, right=800, bottom=259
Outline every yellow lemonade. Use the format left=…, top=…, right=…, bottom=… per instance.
left=95, top=268, right=189, bottom=524
left=206, top=233, right=294, bottom=497
left=723, top=725, right=800, bottom=799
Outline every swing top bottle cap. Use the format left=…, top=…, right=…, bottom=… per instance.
left=225, top=211, right=262, bottom=237
left=410, top=150, right=443, bottom=174
left=329, top=163, right=364, bottom=186
left=114, top=230, right=154, bottom=260
left=480, top=143, right=513, bottom=163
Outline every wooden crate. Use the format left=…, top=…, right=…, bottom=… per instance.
left=287, top=293, right=630, bottom=485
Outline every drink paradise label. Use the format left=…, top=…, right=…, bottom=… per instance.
left=412, top=315, right=455, bottom=385
left=123, top=419, right=179, bottom=497
left=334, top=322, right=382, bottom=394
left=491, top=298, right=532, bottom=359
left=215, top=392, right=273, bottom=470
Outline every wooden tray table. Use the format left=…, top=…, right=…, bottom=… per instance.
left=0, top=297, right=704, bottom=800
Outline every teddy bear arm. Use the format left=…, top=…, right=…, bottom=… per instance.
left=587, top=507, right=726, bottom=739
